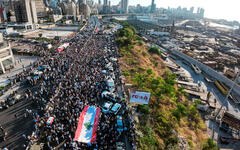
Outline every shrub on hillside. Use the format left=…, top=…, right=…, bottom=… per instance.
left=137, top=105, right=150, bottom=114
left=122, top=70, right=130, bottom=76
left=148, top=47, right=161, bottom=56
left=202, top=138, right=219, bottom=150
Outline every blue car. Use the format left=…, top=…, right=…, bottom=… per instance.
left=111, top=103, right=122, bottom=115
left=116, top=115, right=123, bottom=133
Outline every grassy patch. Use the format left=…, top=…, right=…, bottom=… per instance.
left=122, top=69, right=130, bottom=76
left=137, top=105, right=150, bottom=114
left=138, top=66, right=146, bottom=71
left=120, top=48, right=131, bottom=56
left=130, top=68, right=138, bottom=74
left=202, top=138, right=219, bottom=150
left=139, top=126, right=158, bottom=149
left=125, top=58, right=139, bottom=65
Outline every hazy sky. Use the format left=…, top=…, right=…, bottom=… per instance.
left=95, top=0, right=240, bottom=22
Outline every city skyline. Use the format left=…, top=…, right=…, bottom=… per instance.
left=93, top=0, right=240, bottom=22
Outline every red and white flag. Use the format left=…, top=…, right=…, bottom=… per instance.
left=74, top=105, right=100, bottom=144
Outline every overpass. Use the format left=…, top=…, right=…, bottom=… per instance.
left=98, top=13, right=147, bottom=18
left=169, top=49, right=240, bottom=97
left=126, top=20, right=173, bottom=33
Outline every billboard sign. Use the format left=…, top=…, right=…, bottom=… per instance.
left=130, top=91, right=151, bottom=104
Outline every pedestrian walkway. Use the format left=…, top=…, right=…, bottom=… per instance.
left=0, top=83, right=21, bottom=103
left=0, top=55, right=38, bottom=79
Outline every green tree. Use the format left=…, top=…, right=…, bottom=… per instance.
left=38, top=33, right=43, bottom=38
left=202, top=138, right=219, bottom=150
left=146, top=69, right=153, bottom=75
left=148, top=47, right=161, bottom=56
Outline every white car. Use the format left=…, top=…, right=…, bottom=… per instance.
left=102, top=101, right=113, bottom=113
left=101, top=91, right=117, bottom=101
left=116, top=142, right=125, bottom=150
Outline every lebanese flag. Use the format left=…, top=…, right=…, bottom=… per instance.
left=74, top=105, right=100, bottom=144
left=46, top=117, right=54, bottom=125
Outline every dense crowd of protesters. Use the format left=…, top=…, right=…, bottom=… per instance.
left=0, top=17, right=137, bottom=150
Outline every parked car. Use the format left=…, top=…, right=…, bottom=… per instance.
left=102, top=101, right=113, bottom=113
left=116, top=115, right=123, bottom=133
left=101, top=91, right=117, bottom=101
left=116, top=142, right=126, bottom=150
left=111, top=103, right=121, bottom=115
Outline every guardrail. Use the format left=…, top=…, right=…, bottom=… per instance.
left=169, top=49, right=240, bottom=96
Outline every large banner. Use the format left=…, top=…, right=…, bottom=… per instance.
left=74, top=105, right=100, bottom=144
left=130, top=91, right=151, bottom=104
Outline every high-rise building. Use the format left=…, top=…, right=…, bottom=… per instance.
left=104, top=0, right=108, bottom=6
left=60, top=1, right=77, bottom=16
left=103, top=0, right=108, bottom=14
left=190, top=7, right=194, bottom=13
left=79, top=0, right=86, bottom=4
left=98, top=0, right=101, bottom=5
left=108, top=1, right=111, bottom=13
left=35, top=0, right=47, bottom=18
left=121, top=0, right=128, bottom=14
left=13, top=0, right=38, bottom=24
left=199, top=8, right=205, bottom=18
left=79, top=0, right=91, bottom=19
left=151, top=0, right=156, bottom=13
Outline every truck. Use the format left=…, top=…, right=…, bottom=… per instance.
left=214, top=80, right=228, bottom=95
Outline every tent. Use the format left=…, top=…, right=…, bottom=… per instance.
left=74, top=105, right=100, bottom=144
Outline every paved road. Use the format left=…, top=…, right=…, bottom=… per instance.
left=0, top=98, right=36, bottom=149
left=0, top=83, right=21, bottom=103
left=174, top=59, right=240, bottom=116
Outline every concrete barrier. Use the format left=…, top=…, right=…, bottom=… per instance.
left=170, top=49, right=240, bottom=96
